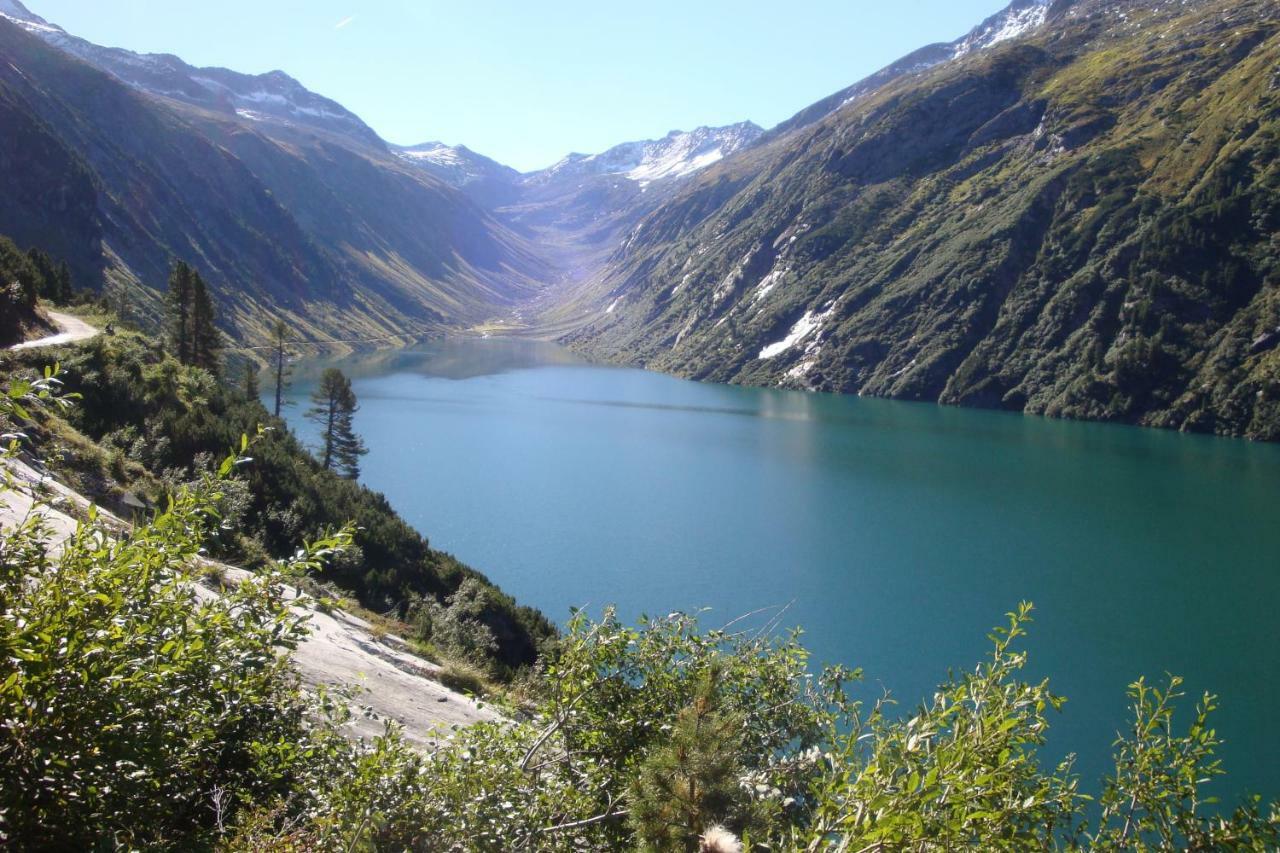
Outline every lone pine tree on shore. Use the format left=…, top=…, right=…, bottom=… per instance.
left=306, top=367, right=367, bottom=479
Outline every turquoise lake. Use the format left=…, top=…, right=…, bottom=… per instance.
left=282, top=336, right=1280, bottom=801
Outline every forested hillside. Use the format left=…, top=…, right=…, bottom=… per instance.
left=568, top=0, right=1280, bottom=440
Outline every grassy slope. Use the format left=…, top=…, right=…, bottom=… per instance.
left=568, top=0, right=1280, bottom=440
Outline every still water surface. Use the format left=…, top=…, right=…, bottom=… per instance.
left=282, top=336, right=1280, bottom=799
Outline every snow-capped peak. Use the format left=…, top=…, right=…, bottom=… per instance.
left=952, top=0, right=1052, bottom=59
left=622, top=124, right=760, bottom=185
left=400, top=142, right=467, bottom=167
left=393, top=141, right=519, bottom=188
left=779, top=0, right=1056, bottom=138
left=533, top=122, right=763, bottom=188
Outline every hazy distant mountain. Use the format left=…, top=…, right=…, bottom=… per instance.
left=395, top=142, right=519, bottom=186
left=563, top=0, right=1280, bottom=440
left=397, top=123, right=763, bottom=192
left=0, top=0, right=759, bottom=342
left=396, top=124, right=764, bottom=251
left=389, top=124, right=766, bottom=307
left=391, top=142, right=522, bottom=208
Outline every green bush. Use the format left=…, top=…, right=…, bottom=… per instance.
left=0, top=406, right=351, bottom=845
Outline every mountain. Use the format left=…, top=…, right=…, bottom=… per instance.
left=528, top=0, right=1070, bottom=332
left=562, top=0, right=1280, bottom=440
left=4, top=0, right=1277, bottom=442
left=396, top=123, right=762, bottom=194
left=0, top=0, right=546, bottom=345
left=0, top=0, right=382, bottom=149
left=766, top=0, right=1052, bottom=142
left=392, top=142, right=522, bottom=208
left=394, top=142, right=519, bottom=186
left=0, top=0, right=760, bottom=343
left=391, top=123, right=766, bottom=326
left=529, top=123, right=763, bottom=188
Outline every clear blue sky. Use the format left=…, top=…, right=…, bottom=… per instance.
left=29, top=0, right=1009, bottom=171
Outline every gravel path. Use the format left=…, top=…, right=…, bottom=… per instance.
left=10, top=311, right=99, bottom=350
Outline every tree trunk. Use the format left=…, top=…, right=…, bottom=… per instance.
left=274, top=342, right=285, bottom=418
left=322, top=395, right=336, bottom=470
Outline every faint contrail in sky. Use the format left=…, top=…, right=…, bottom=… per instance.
left=334, top=15, right=356, bottom=30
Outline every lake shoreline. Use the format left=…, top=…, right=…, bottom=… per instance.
left=278, top=337, right=1280, bottom=802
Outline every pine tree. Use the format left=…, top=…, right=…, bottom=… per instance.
left=188, top=270, right=221, bottom=373
left=270, top=319, right=292, bottom=418
left=54, top=261, right=72, bottom=304
left=166, top=261, right=221, bottom=372
left=628, top=665, right=755, bottom=851
left=305, top=368, right=367, bottom=479
left=24, top=248, right=67, bottom=302
left=24, top=247, right=74, bottom=304
left=0, top=238, right=41, bottom=316
left=243, top=361, right=260, bottom=400
left=166, top=261, right=194, bottom=364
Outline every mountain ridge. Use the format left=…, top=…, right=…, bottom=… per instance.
left=0, top=0, right=773, bottom=345
left=561, top=0, right=1280, bottom=440
left=0, top=9, right=549, bottom=346
left=763, top=0, right=1054, bottom=143
left=529, top=122, right=764, bottom=187
left=0, top=0, right=382, bottom=149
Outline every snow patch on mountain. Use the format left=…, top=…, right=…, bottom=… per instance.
left=0, top=0, right=64, bottom=41
left=0, top=0, right=38, bottom=22
left=759, top=300, right=839, bottom=361
left=619, top=126, right=756, bottom=184
left=760, top=309, right=819, bottom=359
left=400, top=143, right=467, bottom=168
left=753, top=268, right=787, bottom=304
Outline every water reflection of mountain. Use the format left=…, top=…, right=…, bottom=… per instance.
left=291, top=336, right=589, bottom=383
